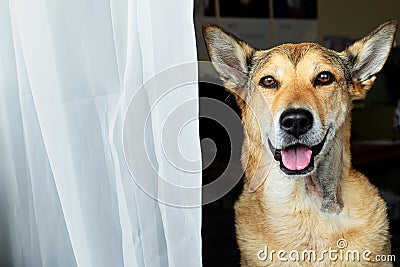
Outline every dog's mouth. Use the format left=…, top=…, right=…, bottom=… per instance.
left=268, top=133, right=327, bottom=176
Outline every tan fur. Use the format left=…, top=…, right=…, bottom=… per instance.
left=203, top=21, right=398, bottom=266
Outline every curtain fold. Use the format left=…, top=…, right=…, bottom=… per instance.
left=0, top=0, right=202, bottom=266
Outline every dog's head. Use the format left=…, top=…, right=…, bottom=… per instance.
left=203, top=21, right=397, bottom=178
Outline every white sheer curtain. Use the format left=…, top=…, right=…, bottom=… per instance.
left=0, top=0, right=202, bottom=266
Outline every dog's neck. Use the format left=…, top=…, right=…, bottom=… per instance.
left=304, top=130, right=347, bottom=213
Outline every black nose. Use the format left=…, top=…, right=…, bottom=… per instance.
left=280, top=109, right=313, bottom=138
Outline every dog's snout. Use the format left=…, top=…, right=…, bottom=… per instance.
left=280, top=109, right=313, bottom=138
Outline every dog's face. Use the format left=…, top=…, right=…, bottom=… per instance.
left=203, top=21, right=397, bottom=178
left=245, top=44, right=350, bottom=176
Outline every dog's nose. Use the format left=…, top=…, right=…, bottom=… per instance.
left=280, top=109, right=313, bottom=138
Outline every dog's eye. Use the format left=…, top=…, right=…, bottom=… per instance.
left=314, top=71, right=335, bottom=86
left=259, top=76, right=278, bottom=89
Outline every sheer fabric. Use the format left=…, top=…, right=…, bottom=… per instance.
left=0, top=0, right=201, bottom=266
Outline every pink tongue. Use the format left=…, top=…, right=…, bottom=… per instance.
left=281, top=146, right=312, bottom=171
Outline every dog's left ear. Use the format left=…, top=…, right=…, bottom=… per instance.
left=343, top=20, right=398, bottom=99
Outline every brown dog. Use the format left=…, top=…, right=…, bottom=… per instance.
left=203, top=21, right=398, bottom=266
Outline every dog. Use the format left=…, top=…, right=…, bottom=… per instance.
left=203, top=21, right=398, bottom=266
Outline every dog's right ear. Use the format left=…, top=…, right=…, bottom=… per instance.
left=202, top=24, right=255, bottom=92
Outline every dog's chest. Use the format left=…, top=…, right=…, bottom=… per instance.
left=237, top=176, right=356, bottom=250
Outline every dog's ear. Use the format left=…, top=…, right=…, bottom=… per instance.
left=202, top=24, right=255, bottom=94
left=343, top=20, right=398, bottom=100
